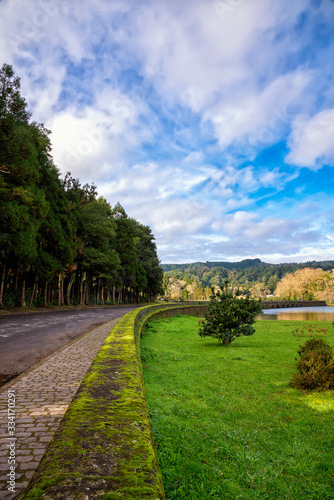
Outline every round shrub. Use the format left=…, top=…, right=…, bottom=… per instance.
left=198, top=280, right=262, bottom=345
left=290, top=338, right=334, bottom=391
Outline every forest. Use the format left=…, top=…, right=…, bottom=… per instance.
left=162, top=259, right=334, bottom=302
left=0, top=64, right=163, bottom=307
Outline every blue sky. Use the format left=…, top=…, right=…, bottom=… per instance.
left=1, top=0, right=334, bottom=264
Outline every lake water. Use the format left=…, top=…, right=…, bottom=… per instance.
left=258, top=306, right=334, bottom=321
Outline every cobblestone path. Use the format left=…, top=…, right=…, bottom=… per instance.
left=0, top=318, right=119, bottom=499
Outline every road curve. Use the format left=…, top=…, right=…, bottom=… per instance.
left=0, top=306, right=140, bottom=375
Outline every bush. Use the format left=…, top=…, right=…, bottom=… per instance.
left=3, top=290, right=20, bottom=307
left=290, top=338, right=334, bottom=391
left=198, top=280, right=262, bottom=344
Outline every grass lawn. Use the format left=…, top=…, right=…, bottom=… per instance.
left=141, top=316, right=334, bottom=500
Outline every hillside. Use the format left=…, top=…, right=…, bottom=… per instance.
left=162, top=258, right=263, bottom=272
left=162, top=259, right=334, bottom=300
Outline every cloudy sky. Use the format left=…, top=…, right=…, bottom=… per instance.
left=1, top=0, right=334, bottom=264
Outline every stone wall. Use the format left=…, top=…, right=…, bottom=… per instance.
left=261, top=300, right=326, bottom=309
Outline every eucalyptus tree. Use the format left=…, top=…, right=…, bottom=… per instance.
left=111, top=203, right=138, bottom=303
left=133, top=220, right=163, bottom=301
left=80, top=197, right=120, bottom=304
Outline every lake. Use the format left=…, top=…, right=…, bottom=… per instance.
left=258, top=306, right=334, bottom=321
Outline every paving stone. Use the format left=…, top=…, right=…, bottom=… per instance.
left=32, top=449, right=45, bottom=456
left=18, top=462, right=40, bottom=470
left=0, top=318, right=118, bottom=498
left=15, top=456, right=34, bottom=463
left=24, top=471, right=35, bottom=479
left=37, top=436, right=53, bottom=443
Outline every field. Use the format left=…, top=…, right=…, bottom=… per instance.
left=141, top=316, right=334, bottom=499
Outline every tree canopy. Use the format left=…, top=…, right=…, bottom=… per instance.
left=0, top=64, right=162, bottom=307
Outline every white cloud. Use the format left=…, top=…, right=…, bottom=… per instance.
left=127, top=0, right=312, bottom=150
left=205, top=70, right=312, bottom=149
left=1, top=0, right=334, bottom=264
left=49, top=88, right=152, bottom=182
left=212, top=211, right=257, bottom=236
left=286, top=108, right=334, bottom=169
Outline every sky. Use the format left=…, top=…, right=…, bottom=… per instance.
left=1, top=0, right=334, bottom=264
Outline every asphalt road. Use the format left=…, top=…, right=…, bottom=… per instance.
left=0, top=306, right=139, bottom=375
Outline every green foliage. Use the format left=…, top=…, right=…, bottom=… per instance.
left=198, top=280, right=262, bottom=344
left=81, top=197, right=120, bottom=279
left=0, top=63, right=31, bottom=123
left=2, top=290, right=20, bottom=307
left=290, top=338, right=334, bottom=391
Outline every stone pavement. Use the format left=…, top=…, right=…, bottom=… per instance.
left=0, top=318, right=119, bottom=499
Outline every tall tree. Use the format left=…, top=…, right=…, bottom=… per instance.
left=112, top=203, right=138, bottom=303
left=132, top=220, right=163, bottom=301
left=0, top=63, right=31, bottom=123
left=80, top=197, right=120, bottom=303
left=0, top=70, right=48, bottom=305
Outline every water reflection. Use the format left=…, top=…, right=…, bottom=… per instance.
left=258, top=306, right=334, bottom=321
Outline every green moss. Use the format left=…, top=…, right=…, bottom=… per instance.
left=21, top=478, right=60, bottom=500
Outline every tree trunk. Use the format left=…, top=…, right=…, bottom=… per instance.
left=66, top=274, right=75, bottom=305
left=0, top=264, right=5, bottom=305
left=61, top=278, right=64, bottom=305
left=101, top=283, right=104, bottom=304
left=85, top=276, right=90, bottom=305
left=118, top=287, right=122, bottom=304
left=96, top=278, right=99, bottom=304
left=14, top=268, right=19, bottom=291
left=29, top=274, right=39, bottom=307
left=58, top=274, right=61, bottom=306
left=20, top=280, right=26, bottom=307
left=28, top=281, right=36, bottom=307
left=79, top=272, right=84, bottom=305
left=44, top=282, right=48, bottom=306
left=29, top=285, right=35, bottom=307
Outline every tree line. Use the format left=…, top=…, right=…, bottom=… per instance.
left=0, top=64, right=163, bottom=307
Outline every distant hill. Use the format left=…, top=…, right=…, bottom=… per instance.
left=161, top=259, right=334, bottom=299
left=162, top=258, right=334, bottom=274
left=162, top=258, right=263, bottom=272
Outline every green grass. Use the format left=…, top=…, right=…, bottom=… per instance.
left=141, top=316, right=334, bottom=500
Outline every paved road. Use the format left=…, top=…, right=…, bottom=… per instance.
left=0, top=306, right=139, bottom=375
